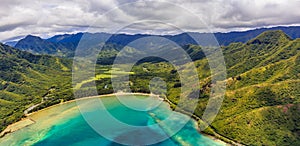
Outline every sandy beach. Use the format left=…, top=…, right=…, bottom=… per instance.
left=0, top=118, right=35, bottom=138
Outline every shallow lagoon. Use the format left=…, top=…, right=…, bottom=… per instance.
left=0, top=95, right=225, bottom=146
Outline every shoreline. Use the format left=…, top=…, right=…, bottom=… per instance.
left=0, top=92, right=159, bottom=138
left=0, top=118, right=35, bottom=138
left=162, top=95, right=242, bottom=146
left=26, top=92, right=159, bottom=116
left=1, top=92, right=236, bottom=145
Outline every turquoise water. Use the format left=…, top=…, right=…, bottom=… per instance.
left=0, top=95, right=224, bottom=146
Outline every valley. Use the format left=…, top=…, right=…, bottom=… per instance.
left=0, top=29, right=299, bottom=145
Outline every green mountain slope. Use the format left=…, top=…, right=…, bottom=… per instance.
left=0, top=43, right=73, bottom=132
left=191, top=30, right=300, bottom=145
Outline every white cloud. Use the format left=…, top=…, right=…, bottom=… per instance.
left=0, top=0, right=300, bottom=41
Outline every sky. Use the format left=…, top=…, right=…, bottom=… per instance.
left=0, top=0, right=300, bottom=42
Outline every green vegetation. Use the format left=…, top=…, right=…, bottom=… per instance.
left=0, top=30, right=299, bottom=145
left=210, top=31, right=300, bottom=145
left=0, top=44, right=73, bottom=132
left=92, top=30, right=299, bottom=145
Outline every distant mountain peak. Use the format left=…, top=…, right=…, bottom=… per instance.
left=247, top=30, right=292, bottom=45
left=16, top=35, right=45, bottom=47
left=15, top=35, right=60, bottom=54
left=23, top=35, right=43, bottom=40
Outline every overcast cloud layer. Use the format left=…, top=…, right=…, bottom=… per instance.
left=0, top=0, right=300, bottom=42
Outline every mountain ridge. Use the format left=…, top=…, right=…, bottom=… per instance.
left=9, top=26, right=300, bottom=57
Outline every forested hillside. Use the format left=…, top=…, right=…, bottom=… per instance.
left=211, top=30, right=300, bottom=145
left=0, top=44, right=73, bottom=132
